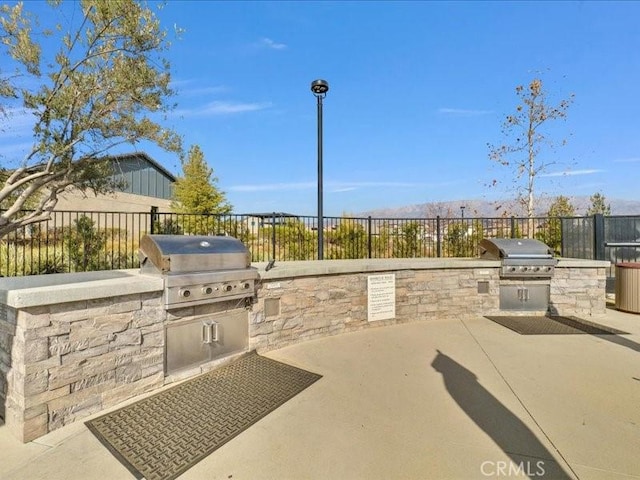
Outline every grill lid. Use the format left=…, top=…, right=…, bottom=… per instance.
left=139, top=234, right=251, bottom=274
left=478, top=238, right=554, bottom=260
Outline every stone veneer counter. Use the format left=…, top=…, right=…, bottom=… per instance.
left=248, top=258, right=610, bottom=352
left=0, top=258, right=609, bottom=442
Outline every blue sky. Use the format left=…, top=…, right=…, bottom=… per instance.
left=3, top=1, right=640, bottom=216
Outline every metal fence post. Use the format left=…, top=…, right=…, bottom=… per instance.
left=593, top=213, right=605, bottom=260
left=367, top=216, right=372, bottom=259
left=510, top=216, right=516, bottom=238
left=271, top=213, right=276, bottom=261
left=150, top=206, right=158, bottom=234
left=436, top=216, right=442, bottom=258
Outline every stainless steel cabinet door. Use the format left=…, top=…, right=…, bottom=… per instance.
left=499, top=284, right=549, bottom=311
left=165, top=310, right=248, bottom=374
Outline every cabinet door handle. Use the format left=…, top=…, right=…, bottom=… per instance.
left=211, top=321, right=219, bottom=342
left=202, top=322, right=212, bottom=344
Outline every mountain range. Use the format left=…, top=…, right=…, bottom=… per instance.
left=358, top=196, right=640, bottom=219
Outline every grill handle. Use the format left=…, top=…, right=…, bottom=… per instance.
left=505, top=254, right=554, bottom=259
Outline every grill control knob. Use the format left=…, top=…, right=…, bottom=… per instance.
left=521, top=266, right=528, bottom=272
left=224, top=285, right=233, bottom=292
left=179, top=289, right=191, bottom=298
left=203, top=286, right=213, bottom=295
left=243, top=283, right=251, bottom=289
left=533, top=266, right=540, bottom=272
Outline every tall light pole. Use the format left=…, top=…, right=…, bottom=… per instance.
left=460, top=205, right=466, bottom=219
left=311, top=79, right=329, bottom=260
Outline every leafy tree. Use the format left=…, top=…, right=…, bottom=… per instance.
left=0, top=170, right=42, bottom=210
left=171, top=145, right=231, bottom=234
left=536, top=195, right=575, bottom=255
left=586, top=192, right=611, bottom=216
left=489, top=78, right=574, bottom=218
left=155, top=218, right=184, bottom=235
left=372, top=222, right=391, bottom=258
left=171, top=144, right=231, bottom=215
left=65, top=215, right=106, bottom=271
left=392, top=221, right=422, bottom=258
left=0, top=0, right=181, bottom=238
left=445, top=220, right=484, bottom=257
left=274, top=219, right=314, bottom=260
left=547, top=195, right=575, bottom=217
left=327, top=217, right=368, bottom=259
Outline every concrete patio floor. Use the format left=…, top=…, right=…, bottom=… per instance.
left=1, top=307, right=639, bottom=480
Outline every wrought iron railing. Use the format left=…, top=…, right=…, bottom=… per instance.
left=1, top=209, right=637, bottom=277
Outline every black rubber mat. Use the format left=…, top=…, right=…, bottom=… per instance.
left=86, top=351, right=322, bottom=480
left=484, top=315, right=628, bottom=335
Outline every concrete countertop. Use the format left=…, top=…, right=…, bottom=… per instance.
left=0, top=257, right=610, bottom=309
left=252, top=257, right=610, bottom=279
left=0, top=269, right=163, bottom=309
left=252, top=258, right=499, bottom=280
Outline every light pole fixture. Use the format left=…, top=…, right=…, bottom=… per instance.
left=311, top=79, right=329, bottom=260
left=460, top=206, right=466, bottom=219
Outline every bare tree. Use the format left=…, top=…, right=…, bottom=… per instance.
left=0, top=1, right=182, bottom=237
left=424, top=202, right=455, bottom=218
left=488, top=78, right=574, bottom=218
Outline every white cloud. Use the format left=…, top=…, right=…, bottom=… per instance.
left=228, top=179, right=460, bottom=192
left=174, top=101, right=272, bottom=117
left=229, top=182, right=314, bottom=192
left=612, top=157, right=640, bottom=163
left=438, top=107, right=493, bottom=116
left=259, top=37, right=287, bottom=50
left=177, top=85, right=228, bottom=97
left=540, top=169, right=604, bottom=177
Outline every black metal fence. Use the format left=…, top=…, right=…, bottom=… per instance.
left=1, top=209, right=639, bottom=278
left=562, top=215, right=640, bottom=291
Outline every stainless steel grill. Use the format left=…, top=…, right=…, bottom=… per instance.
left=139, top=234, right=258, bottom=309
left=478, top=238, right=557, bottom=278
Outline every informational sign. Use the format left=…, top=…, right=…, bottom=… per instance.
left=367, top=274, right=396, bottom=322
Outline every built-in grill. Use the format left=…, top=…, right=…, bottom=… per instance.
left=139, top=234, right=259, bottom=375
left=139, top=234, right=258, bottom=309
left=479, top=238, right=557, bottom=312
left=478, top=238, right=557, bottom=278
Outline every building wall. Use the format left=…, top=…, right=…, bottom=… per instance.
left=54, top=189, right=173, bottom=213
left=111, top=155, right=174, bottom=200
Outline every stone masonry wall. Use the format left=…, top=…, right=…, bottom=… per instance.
left=250, top=268, right=501, bottom=352
left=550, top=267, right=608, bottom=317
left=3, top=292, right=165, bottom=442
left=250, top=266, right=608, bottom=352
left=0, top=304, right=14, bottom=423
left=0, top=262, right=607, bottom=442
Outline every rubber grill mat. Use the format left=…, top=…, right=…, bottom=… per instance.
left=86, top=351, right=322, bottom=480
left=484, top=315, right=628, bottom=335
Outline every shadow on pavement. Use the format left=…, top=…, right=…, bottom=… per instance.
left=594, top=333, right=640, bottom=353
left=431, top=350, right=574, bottom=479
